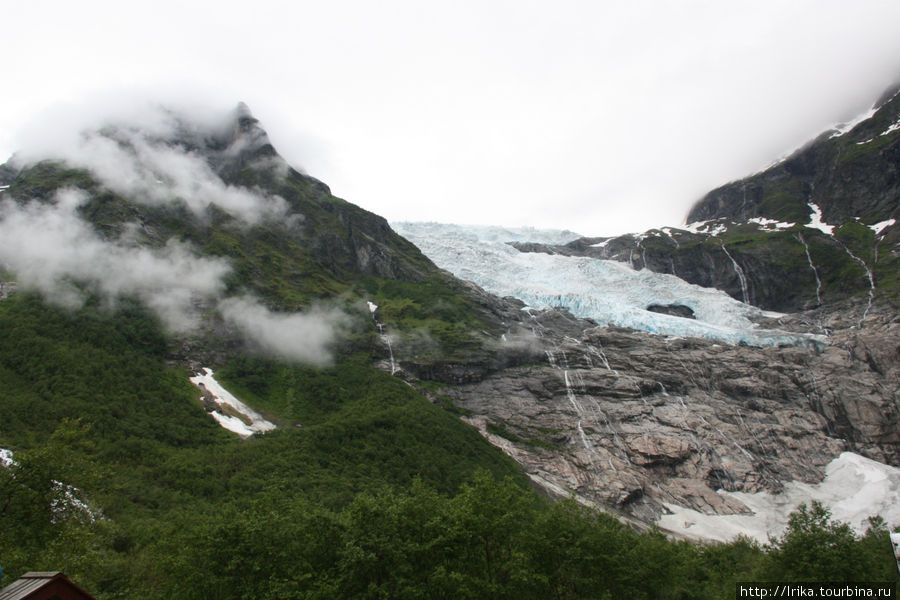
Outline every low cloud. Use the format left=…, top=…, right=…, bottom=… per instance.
left=13, top=97, right=290, bottom=225
left=0, top=97, right=352, bottom=365
left=0, top=188, right=348, bottom=365
left=0, top=189, right=230, bottom=331
left=218, top=296, right=349, bottom=366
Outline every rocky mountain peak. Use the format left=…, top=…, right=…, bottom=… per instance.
left=687, top=79, right=900, bottom=227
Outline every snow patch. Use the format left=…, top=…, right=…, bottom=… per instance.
left=869, top=218, right=895, bottom=235
left=805, top=203, right=834, bottom=235
left=658, top=452, right=900, bottom=543
left=590, top=239, right=611, bottom=248
left=190, top=368, right=276, bottom=437
left=828, top=105, right=879, bottom=139
left=0, top=447, right=13, bottom=467
left=880, top=119, right=900, bottom=137
left=683, top=220, right=728, bottom=237
left=747, top=217, right=795, bottom=230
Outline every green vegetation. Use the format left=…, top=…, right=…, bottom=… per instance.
left=836, top=131, right=896, bottom=165
left=2, top=295, right=895, bottom=598
left=6, top=162, right=97, bottom=199
left=756, top=181, right=810, bottom=224
left=2, top=132, right=898, bottom=599
left=486, top=421, right=558, bottom=451
left=3, top=426, right=898, bottom=599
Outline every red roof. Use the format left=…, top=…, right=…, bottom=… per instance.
left=0, top=572, right=96, bottom=600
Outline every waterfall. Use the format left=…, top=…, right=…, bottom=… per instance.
left=544, top=348, right=636, bottom=468
left=545, top=349, right=596, bottom=461
left=838, top=243, right=875, bottom=326
left=796, top=233, right=822, bottom=305
left=378, top=323, right=399, bottom=375
left=563, top=369, right=582, bottom=415
left=664, top=228, right=680, bottom=248
left=368, top=302, right=398, bottom=375
left=587, top=344, right=617, bottom=375
left=720, top=243, right=750, bottom=304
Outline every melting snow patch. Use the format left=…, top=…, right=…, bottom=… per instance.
left=869, top=218, right=896, bottom=235
left=658, top=452, right=900, bottom=543
left=590, top=239, right=611, bottom=248
left=683, top=220, right=728, bottom=237
left=0, top=447, right=13, bottom=467
left=190, top=368, right=276, bottom=437
left=805, top=203, right=834, bottom=236
left=880, top=119, right=900, bottom=137
left=747, top=217, right=795, bottom=230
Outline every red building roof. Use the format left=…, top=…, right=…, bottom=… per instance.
left=0, top=572, right=96, bottom=600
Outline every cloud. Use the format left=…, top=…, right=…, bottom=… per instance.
left=12, top=96, right=290, bottom=225
left=0, top=189, right=230, bottom=331
left=218, top=296, right=349, bottom=366
left=0, top=188, right=349, bottom=365
left=0, top=94, right=355, bottom=365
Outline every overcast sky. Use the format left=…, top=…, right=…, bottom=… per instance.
left=3, top=1, right=900, bottom=236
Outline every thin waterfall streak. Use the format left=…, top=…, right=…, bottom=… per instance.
left=839, top=242, right=875, bottom=326
left=796, top=233, right=822, bottom=305
left=371, top=304, right=398, bottom=375
left=720, top=243, right=749, bottom=304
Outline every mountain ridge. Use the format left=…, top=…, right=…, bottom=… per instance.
left=505, top=81, right=899, bottom=313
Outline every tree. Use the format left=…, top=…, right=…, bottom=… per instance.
left=0, top=420, right=99, bottom=580
left=763, top=502, right=864, bottom=580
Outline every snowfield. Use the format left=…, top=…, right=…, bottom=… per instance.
left=657, top=452, right=900, bottom=543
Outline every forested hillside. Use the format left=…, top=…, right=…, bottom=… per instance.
left=1, top=103, right=897, bottom=598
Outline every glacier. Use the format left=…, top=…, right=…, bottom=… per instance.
left=392, top=222, right=826, bottom=348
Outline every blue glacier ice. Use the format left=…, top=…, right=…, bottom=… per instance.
left=392, top=222, right=827, bottom=348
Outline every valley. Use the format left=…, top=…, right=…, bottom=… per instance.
left=0, top=88, right=897, bottom=597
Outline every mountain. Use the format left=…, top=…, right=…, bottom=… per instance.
left=0, top=103, right=551, bottom=595
left=392, top=84, right=900, bottom=537
left=393, top=222, right=900, bottom=537
left=508, top=84, right=900, bottom=313
left=1, top=98, right=899, bottom=597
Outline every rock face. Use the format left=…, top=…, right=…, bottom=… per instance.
left=647, top=304, right=695, bottom=319
left=387, top=83, right=900, bottom=532
left=400, top=299, right=899, bottom=526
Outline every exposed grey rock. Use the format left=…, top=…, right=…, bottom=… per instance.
left=399, top=297, right=898, bottom=526
left=647, top=304, right=695, bottom=319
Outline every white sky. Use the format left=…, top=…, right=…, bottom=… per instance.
left=2, top=1, right=900, bottom=236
